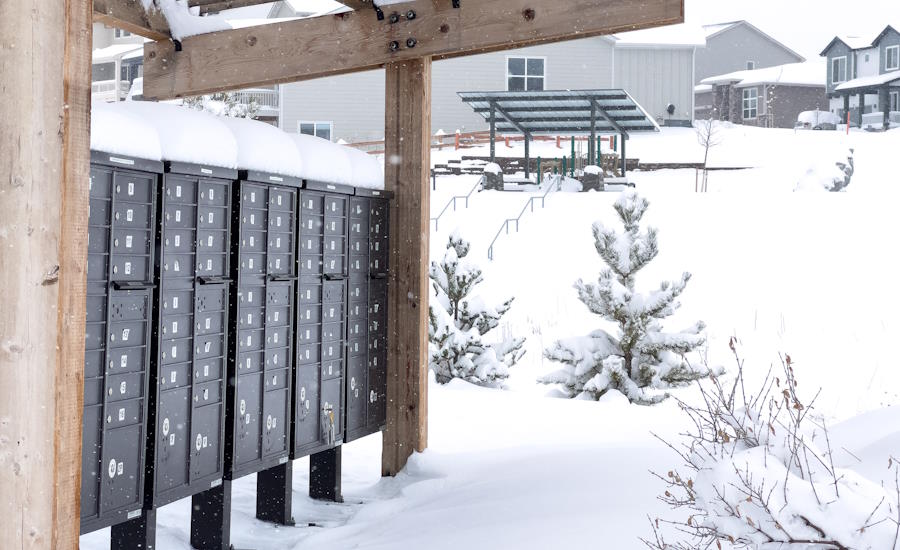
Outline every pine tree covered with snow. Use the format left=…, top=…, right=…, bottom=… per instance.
left=429, top=234, right=526, bottom=385
left=541, top=191, right=711, bottom=404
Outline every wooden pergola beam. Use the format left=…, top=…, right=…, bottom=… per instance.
left=189, top=0, right=278, bottom=15
left=93, top=0, right=170, bottom=41
left=142, top=0, right=683, bottom=99
left=333, top=0, right=374, bottom=10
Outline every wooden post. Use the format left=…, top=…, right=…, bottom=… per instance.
left=857, top=92, right=865, bottom=128
left=382, top=57, right=431, bottom=476
left=0, top=0, right=92, bottom=548
left=489, top=103, right=497, bottom=163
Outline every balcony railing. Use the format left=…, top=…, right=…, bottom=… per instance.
left=232, top=88, right=279, bottom=112
left=91, top=79, right=130, bottom=103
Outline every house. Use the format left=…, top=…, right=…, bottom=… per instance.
left=696, top=62, right=827, bottom=128
left=276, top=21, right=707, bottom=142
left=820, top=25, right=900, bottom=129
left=695, top=21, right=806, bottom=83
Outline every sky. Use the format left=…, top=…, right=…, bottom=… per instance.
left=685, top=0, right=900, bottom=59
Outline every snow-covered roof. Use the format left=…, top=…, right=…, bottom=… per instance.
left=702, top=20, right=805, bottom=61
left=91, top=101, right=384, bottom=189
left=835, top=71, right=900, bottom=92
left=820, top=25, right=900, bottom=55
left=701, top=61, right=825, bottom=88
left=613, top=24, right=706, bottom=48
left=694, top=84, right=713, bottom=94
left=92, top=43, right=144, bottom=63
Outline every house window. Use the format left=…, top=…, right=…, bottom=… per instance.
left=831, top=56, right=848, bottom=84
left=299, top=121, right=333, bottom=141
left=891, top=91, right=900, bottom=112
left=742, top=88, right=758, bottom=119
left=886, top=45, right=900, bottom=71
left=507, top=57, right=545, bottom=91
left=114, top=28, right=132, bottom=38
left=746, top=61, right=755, bottom=70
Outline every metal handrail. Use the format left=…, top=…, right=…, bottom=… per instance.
left=430, top=175, right=485, bottom=231
left=488, top=174, right=563, bottom=260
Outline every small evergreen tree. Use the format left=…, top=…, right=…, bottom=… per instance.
left=429, top=233, right=525, bottom=385
left=183, top=92, right=260, bottom=119
left=541, top=191, right=712, bottom=404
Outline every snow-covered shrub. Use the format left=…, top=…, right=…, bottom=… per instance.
left=540, top=191, right=713, bottom=404
left=183, top=92, right=260, bottom=119
left=795, top=148, right=854, bottom=192
left=644, top=342, right=900, bottom=550
left=428, top=233, right=526, bottom=385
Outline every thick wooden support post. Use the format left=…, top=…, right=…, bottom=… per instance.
left=382, top=58, right=431, bottom=477
left=0, top=1, right=92, bottom=548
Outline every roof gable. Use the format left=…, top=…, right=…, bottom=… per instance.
left=704, top=20, right=805, bottom=62
left=873, top=25, right=900, bottom=46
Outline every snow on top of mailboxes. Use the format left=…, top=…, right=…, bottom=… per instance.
left=91, top=101, right=384, bottom=189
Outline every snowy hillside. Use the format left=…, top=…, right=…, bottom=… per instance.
left=83, top=124, right=900, bottom=550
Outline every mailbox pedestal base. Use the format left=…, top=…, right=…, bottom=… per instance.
left=309, top=446, right=343, bottom=502
left=191, top=482, right=236, bottom=550
left=111, top=509, right=156, bottom=550
left=256, top=462, right=296, bottom=526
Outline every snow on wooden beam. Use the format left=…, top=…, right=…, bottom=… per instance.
left=93, top=0, right=171, bottom=42
left=333, top=0, right=374, bottom=10
left=189, top=0, right=278, bottom=15
left=142, top=0, right=683, bottom=99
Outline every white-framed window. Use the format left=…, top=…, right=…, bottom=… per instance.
left=886, top=45, right=900, bottom=71
left=114, top=28, right=132, bottom=38
left=742, top=87, right=758, bottom=119
left=891, top=91, right=900, bottom=112
left=746, top=60, right=756, bottom=70
left=832, top=56, right=848, bottom=84
left=298, top=121, right=333, bottom=141
left=506, top=56, right=545, bottom=92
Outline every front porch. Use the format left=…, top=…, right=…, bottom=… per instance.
left=833, top=72, right=900, bottom=130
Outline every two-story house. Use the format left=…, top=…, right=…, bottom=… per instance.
left=820, top=25, right=900, bottom=128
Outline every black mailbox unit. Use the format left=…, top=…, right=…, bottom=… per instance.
left=191, top=169, right=303, bottom=545
left=82, top=151, right=161, bottom=536
left=344, top=189, right=392, bottom=443
left=110, top=161, right=236, bottom=550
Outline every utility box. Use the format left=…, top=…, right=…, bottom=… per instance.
left=225, top=171, right=300, bottom=479
left=344, top=189, right=392, bottom=443
left=292, top=181, right=353, bottom=459
left=81, top=151, right=161, bottom=535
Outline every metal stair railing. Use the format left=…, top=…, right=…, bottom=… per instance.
left=487, top=174, right=563, bottom=260
left=430, top=175, right=485, bottom=231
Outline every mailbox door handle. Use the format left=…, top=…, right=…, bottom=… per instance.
left=197, top=276, right=233, bottom=285
left=267, top=275, right=298, bottom=282
left=323, top=273, right=347, bottom=281
left=370, top=273, right=389, bottom=280
left=112, top=280, right=157, bottom=291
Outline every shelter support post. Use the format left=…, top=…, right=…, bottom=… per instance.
left=620, top=133, right=627, bottom=177
left=880, top=86, right=890, bottom=131
left=0, top=1, right=91, bottom=548
left=843, top=94, right=851, bottom=123
left=382, top=57, right=431, bottom=477
left=857, top=92, right=865, bottom=127
left=524, top=134, right=531, bottom=180
left=489, top=103, right=496, bottom=163
left=589, top=103, right=597, bottom=166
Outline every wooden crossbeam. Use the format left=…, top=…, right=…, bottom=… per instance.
left=93, top=0, right=170, bottom=41
left=188, top=0, right=277, bottom=15
left=143, top=0, right=683, bottom=100
left=333, top=0, right=374, bottom=10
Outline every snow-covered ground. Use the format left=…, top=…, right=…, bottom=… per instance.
left=83, top=124, right=900, bottom=549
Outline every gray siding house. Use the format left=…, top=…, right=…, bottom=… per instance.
left=272, top=4, right=705, bottom=142
left=695, top=21, right=805, bottom=84
left=820, top=25, right=900, bottom=125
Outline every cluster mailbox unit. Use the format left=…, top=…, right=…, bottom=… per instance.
left=82, top=108, right=392, bottom=550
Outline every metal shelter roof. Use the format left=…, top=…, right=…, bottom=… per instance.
left=457, top=89, right=660, bottom=137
